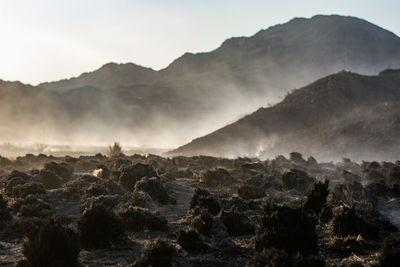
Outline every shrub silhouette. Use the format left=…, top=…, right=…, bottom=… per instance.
left=190, top=208, right=214, bottom=236
left=79, top=205, right=124, bottom=249
left=106, top=142, right=123, bottom=158
left=134, top=239, right=176, bottom=267
left=252, top=248, right=325, bottom=267
left=237, top=184, right=265, bottom=200
left=303, top=180, right=329, bottom=215
left=255, top=204, right=318, bottom=256
left=379, top=235, right=400, bottom=267
left=0, top=194, right=12, bottom=228
left=331, top=206, right=379, bottom=240
left=220, top=209, right=255, bottom=236
left=190, top=188, right=221, bottom=216
left=23, top=218, right=80, bottom=267
left=176, top=229, right=208, bottom=252
left=117, top=206, right=168, bottom=232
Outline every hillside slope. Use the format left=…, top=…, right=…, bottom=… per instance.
left=170, top=70, right=400, bottom=161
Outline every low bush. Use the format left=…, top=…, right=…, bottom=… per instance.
left=134, top=240, right=176, bottom=267
left=176, top=229, right=208, bottom=252
left=117, top=206, right=168, bottom=232
left=255, top=204, right=318, bottom=256
left=79, top=205, right=124, bottom=249
left=302, top=180, right=329, bottom=215
left=190, top=188, right=221, bottom=216
left=379, top=235, right=400, bottom=267
left=220, top=209, right=255, bottom=236
left=23, top=218, right=80, bottom=267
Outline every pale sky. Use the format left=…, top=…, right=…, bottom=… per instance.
left=0, top=0, right=399, bottom=85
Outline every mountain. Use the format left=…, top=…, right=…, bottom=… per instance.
left=170, top=70, right=400, bottom=161
left=2, top=15, right=400, bottom=148
left=39, top=63, right=156, bottom=92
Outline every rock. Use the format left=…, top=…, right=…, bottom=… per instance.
left=134, top=177, right=175, bottom=204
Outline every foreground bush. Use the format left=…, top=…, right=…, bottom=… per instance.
left=251, top=247, right=325, bottom=267
left=255, top=204, right=318, bottom=256
left=220, top=209, right=255, bottom=236
left=190, top=188, right=221, bottom=216
left=23, top=218, right=80, bottom=267
left=134, top=177, right=175, bottom=204
left=379, top=235, right=400, bottom=267
left=0, top=194, right=12, bottom=223
left=331, top=206, right=379, bottom=240
left=134, top=240, right=176, bottom=267
left=176, top=229, right=208, bottom=252
left=79, top=205, right=124, bottom=249
left=238, top=184, right=265, bottom=200
left=302, top=180, right=329, bottom=215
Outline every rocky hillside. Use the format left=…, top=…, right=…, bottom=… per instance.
left=170, top=70, right=400, bottom=161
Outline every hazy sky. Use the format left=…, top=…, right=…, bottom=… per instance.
left=0, top=0, right=399, bottom=85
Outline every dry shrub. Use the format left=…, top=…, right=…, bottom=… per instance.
left=23, top=218, right=80, bottom=267
left=106, top=142, right=123, bottom=158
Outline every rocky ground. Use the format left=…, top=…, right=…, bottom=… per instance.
left=1, top=151, right=400, bottom=266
